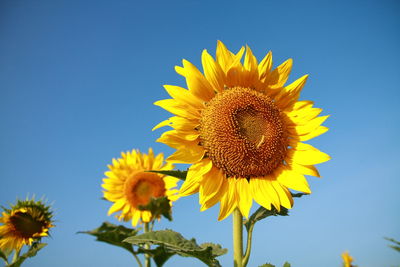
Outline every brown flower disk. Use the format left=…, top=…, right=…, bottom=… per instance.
left=200, top=87, right=287, bottom=178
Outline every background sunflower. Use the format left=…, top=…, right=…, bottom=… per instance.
left=102, top=148, right=179, bottom=226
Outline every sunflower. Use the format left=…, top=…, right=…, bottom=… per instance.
left=341, top=251, right=354, bottom=267
left=102, top=148, right=180, bottom=226
left=0, top=198, right=54, bottom=252
left=154, top=41, right=330, bottom=220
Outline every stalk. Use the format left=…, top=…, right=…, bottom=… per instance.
left=233, top=208, right=243, bottom=267
left=144, top=222, right=151, bottom=267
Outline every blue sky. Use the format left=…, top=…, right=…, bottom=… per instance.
left=0, top=0, right=399, bottom=266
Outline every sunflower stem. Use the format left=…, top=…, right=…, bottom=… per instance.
left=233, top=208, right=243, bottom=267
left=242, top=223, right=255, bottom=267
left=144, top=222, right=151, bottom=267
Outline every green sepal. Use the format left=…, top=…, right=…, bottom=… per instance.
left=147, top=170, right=187, bottom=180
left=138, top=196, right=172, bottom=221
left=124, top=229, right=227, bottom=267
left=8, top=243, right=47, bottom=267
left=258, top=264, right=275, bottom=267
left=78, top=222, right=140, bottom=256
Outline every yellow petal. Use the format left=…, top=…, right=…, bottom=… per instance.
left=154, top=99, right=200, bottom=119
left=258, top=51, right=273, bottom=82
left=299, top=126, right=329, bottom=141
left=235, top=178, right=253, bottom=218
left=178, top=59, right=216, bottom=101
left=268, top=58, right=293, bottom=88
left=107, top=199, right=125, bottom=215
left=217, top=41, right=245, bottom=73
left=201, top=178, right=228, bottom=211
left=288, top=161, right=320, bottom=177
left=288, top=146, right=331, bottom=165
left=164, top=85, right=204, bottom=109
left=276, top=167, right=311, bottom=193
left=250, top=178, right=272, bottom=210
left=167, top=146, right=205, bottom=164
left=288, top=115, right=329, bottom=136
left=180, top=159, right=213, bottom=196
left=152, top=116, right=199, bottom=131
left=276, top=75, right=309, bottom=109
left=199, top=167, right=225, bottom=205
left=271, top=181, right=293, bottom=209
left=218, top=179, right=237, bottom=221
left=201, top=49, right=225, bottom=92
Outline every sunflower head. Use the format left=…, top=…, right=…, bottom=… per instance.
left=102, top=148, right=180, bottom=226
left=0, top=198, right=54, bottom=252
left=154, top=41, right=330, bottom=220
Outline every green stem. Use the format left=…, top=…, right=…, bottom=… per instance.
left=144, top=222, right=151, bottom=267
left=242, top=224, right=254, bottom=267
left=133, top=253, right=143, bottom=267
left=233, top=208, right=243, bottom=267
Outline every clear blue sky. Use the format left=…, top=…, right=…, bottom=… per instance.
left=1, top=0, right=399, bottom=266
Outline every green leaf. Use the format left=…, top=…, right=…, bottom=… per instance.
left=138, top=196, right=172, bottom=221
left=0, top=249, right=9, bottom=264
left=137, top=246, right=174, bottom=267
left=124, top=229, right=226, bottom=267
left=8, top=243, right=47, bottom=267
left=385, top=237, right=400, bottom=252
left=147, top=170, right=187, bottom=180
left=283, top=262, right=291, bottom=267
left=258, top=264, right=275, bottom=267
left=78, top=222, right=139, bottom=255
left=244, top=192, right=308, bottom=231
left=244, top=205, right=289, bottom=231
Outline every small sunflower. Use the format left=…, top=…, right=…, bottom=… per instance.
left=0, top=198, right=54, bottom=252
left=102, top=148, right=180, bottom=226
left=154, top=41, right=330, bottom=220
left=341, top=251, right=354, bottom=267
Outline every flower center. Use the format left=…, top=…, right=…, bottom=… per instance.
left=10, top=211, right=44, bottom=238
left=124, top=172, right=166, bottom=208
left=200, top=87, right=287, bottom=178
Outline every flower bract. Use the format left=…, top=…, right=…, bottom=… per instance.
left=154, top=41, right=330, bottom=220
left=102, top=148, right=179, bottom=226
left=0, top=198, right=54, bottom=252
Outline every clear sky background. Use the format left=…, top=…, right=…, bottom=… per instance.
left=1, top=0, right=399, bottom=266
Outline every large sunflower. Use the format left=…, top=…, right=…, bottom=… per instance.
left=102, top=148, right=180, bottom=226
left=0, top=198, right=54, bottom=252
left=154, top=41, right=330, bottom=220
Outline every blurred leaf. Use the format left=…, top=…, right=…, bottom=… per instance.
left=148, top=170, right=187, bottom=181
left=258, top=264, right=275, bottom=267
left=283, top=262, right=291, bottom=267
left=138, top=246, right=174, bottom=267
left=291, top=193, right=307, bottom=198
left=0, top=249, right=8, bottom=264
left=124, top=229, right=226, bottom=267
left=79, top=222, right=139, bottom=255
left=138, top=196, right=172, bottom=221
left=385, top=237, right=400, bottom=252
left=8, top=243, right=47, bottom=267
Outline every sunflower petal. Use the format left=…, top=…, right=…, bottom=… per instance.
left=164, top=85, right=204, bottom=109
left=202, top=49, right=225, bottom=92
left=180, top=159, right=213, bottom=196
left=199, top=167, right=225, bottom=206
left=250, top=178, right=272, bottom=210
left=276, top=167, right=311, bottom=193
left=268, top=58, right=293, bottom=88
left=258, top=51, right=273, bottom=82
left=236, top=178, right=253, bottom=218
left=218, top=179, right=237, bottom=221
